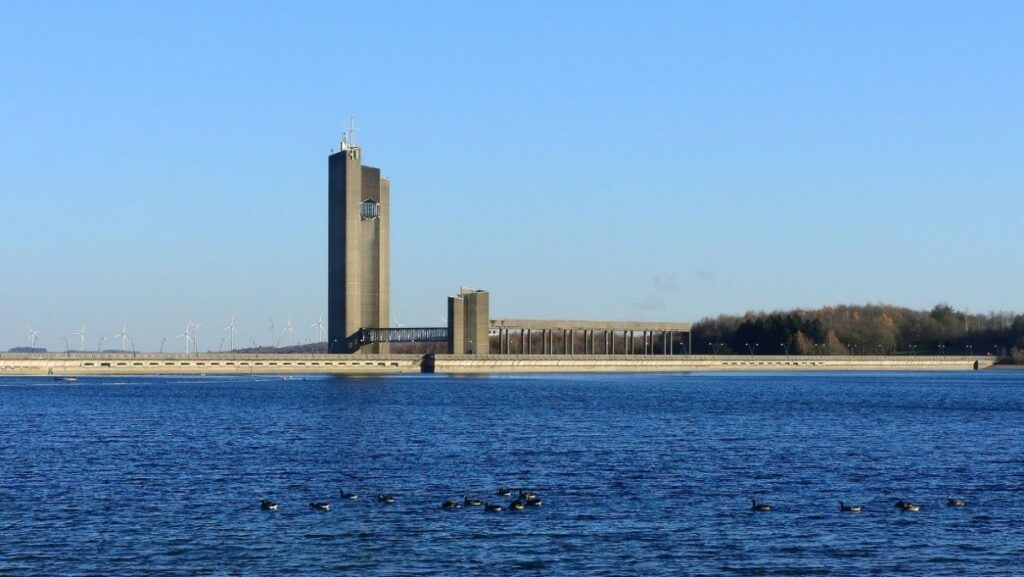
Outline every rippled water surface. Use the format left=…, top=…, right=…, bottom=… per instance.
left=2, top=371, right=1023, bottom=576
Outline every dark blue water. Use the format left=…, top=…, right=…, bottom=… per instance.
left=2, top=371, right=1023, bottom=576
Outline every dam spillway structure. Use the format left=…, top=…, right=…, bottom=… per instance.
left=327, top=129, right=390, bottom=354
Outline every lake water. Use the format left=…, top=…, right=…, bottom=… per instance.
left=1, top=371, right=1023, bottom=576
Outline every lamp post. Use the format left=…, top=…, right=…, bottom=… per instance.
left=938, top=344, right=946, bottom=356
left=909, top=344, right=917, bottom=356
left=780, top=342, right=789, bottom=358
left=966, top=344, right=973, bottom=356
left=61, top=336, right=69, bottom=356
left=745, top=342, right=758, bottom=356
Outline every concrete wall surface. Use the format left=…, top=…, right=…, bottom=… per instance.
left=431, top=355, right=999, bottom=374
left=0, top=353, right=423, bottom=377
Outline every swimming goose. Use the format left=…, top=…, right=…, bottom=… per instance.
left=751, top=499, right=772, bottom=512
left=947, top=496, right=966, bottom=507
left=377, top=494, right=396, bottom=504
left=496, top=487, right=513, bottom=497
left=260, top=500, right=278, bottom=511
left=441, top=500, right=461, bottom=510
left=896, top=500, right=920, bottom=512
left=309, top=502, right=330, bottom=511
left=509, top=500, right=525, bottom=511
left=339, top=490, right=358, bottom=500
left=463, top=495, right=483, bottom=506
left=484, top=502, right=503, bottom=512
left=518, top=490, right=537, bottom=501
left=525, top=495, right=543, bottom=507
left=838, top=501, right=863, bottom=513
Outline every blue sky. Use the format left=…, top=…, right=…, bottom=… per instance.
left=1, top=1, right=1021, bottom=351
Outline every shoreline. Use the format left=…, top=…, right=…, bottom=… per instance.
left=0, top=353, right=1000, bottom=377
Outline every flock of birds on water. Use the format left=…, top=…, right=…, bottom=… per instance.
left=749, top=497, right=966, bottom=512
left=259, top=486, right=544, bottom=514
left=256, top=488, right=967, bottom=515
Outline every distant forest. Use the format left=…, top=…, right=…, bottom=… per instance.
left=693, top=304, right=1024, bottom=363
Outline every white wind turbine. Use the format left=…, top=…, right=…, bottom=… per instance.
left=192, top=322, right=202, bottom=353
left=282, top=318, right=296, bottom=346
left=72, top=324, right=87, bottom=352
left=311, top=314, right=325, bottom=343
left=393, top=316, right=406, bottom=328
left=177, top=323, right=193, bottom=354
left=113, top=323, right=129, bottom=352
left=224, top=317, right=238, bottom=352
left=26, top=325, right=40, bottom=348
left=268, top=317, right=276, bottom=347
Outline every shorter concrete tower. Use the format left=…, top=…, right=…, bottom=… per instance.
left=448, top=288, right=490, bottom=355
left=327, top=131, right=390, bottom=354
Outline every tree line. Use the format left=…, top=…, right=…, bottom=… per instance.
left=693, top=304, right=1024, bottom=363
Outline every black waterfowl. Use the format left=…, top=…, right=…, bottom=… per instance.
left=525, top=495, right=543, bottom=507
left=339, top=491, right=358, bottom=500
left=947, top=496, right=966, bottom=507
left=838, top=501, right=863, bottom=513
left=377, top=494, right=396, bottom=504
left=751, top=499, right=772, bottom=512
left=260, top=500, right=278, bottom=511
left=509, top=500, right=525, bottom=511
left=309, top=502, right=331, bottom=511
left=518, top=490, right=537, bottom=501
left=441, top=500, right=461, bottom=510
left=896, top=500, right=920, bottom=512
left=496, top=487, right=513, bottom=497
left=484, top=502, right=503, bottom=512
left=463, top=495, right=483, bottom=506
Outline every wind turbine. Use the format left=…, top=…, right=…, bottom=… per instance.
left=393, top=316, right=406, bottom=328
left=268, top=317, right=276, bottom=347
left=72, top=324, right=87, bottom=352
left=26, top=325, right=40, bottom=348
left=192, top=322, right=202, bottom=354
left=97, top=336, right=105, bottom=352
left=113, top=323, right=129, bottom=352
left=177, top=323, right=193, bottom=354
left=224, top=317, right=238, bottom=352
left=282, top=318, right=296, bottom=346
left=311, top=314, right=325, bottom=342
left=159, top=336, right=166, bottom=354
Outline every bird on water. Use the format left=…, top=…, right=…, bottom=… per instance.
left=463, top=495, right=483, bottom=506
left=309, top=502, right=331, bottom=511
left=377, top=494, right=396, bottom=504
left=947, top=496, right=966, bottom=507
left=260, top=500, right=278, bottom=511
left=441, top=500, right=461, bottom=510
left=339, top=490, right=358, bottom=500
left=484, top=502, right=503, bottom=512
left=896, top=500, right=920, bottom=512
left=509, top=500, right=525, bottom=511
left=496, top=487, right=513, bottom=497
left=838, top=501, right=863, bottom=513
left=751, top=499, right=772, bottom=512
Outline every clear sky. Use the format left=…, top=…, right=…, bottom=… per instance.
left=1, top=1, right=1021, bottom=352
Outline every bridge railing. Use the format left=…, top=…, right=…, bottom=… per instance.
left=345, top=327, right=448, bottom=352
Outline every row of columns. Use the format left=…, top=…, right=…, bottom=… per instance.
left=495, top=329, right=691, bottom=356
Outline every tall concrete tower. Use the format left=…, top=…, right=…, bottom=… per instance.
left=328, top=132, right=389, bottom=354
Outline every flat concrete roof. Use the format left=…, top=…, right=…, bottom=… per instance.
left=490, top=319, right=691, bottom=331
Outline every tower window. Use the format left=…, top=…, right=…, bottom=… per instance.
left=360, top=199, right=380, bottom=220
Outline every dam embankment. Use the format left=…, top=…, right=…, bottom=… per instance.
left=0, top=353, right=998, bottom=377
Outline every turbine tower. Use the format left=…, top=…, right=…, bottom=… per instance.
left=113, top=324, right=129, bottom=352
left=26, top=325, right=40, bottom=348
left=224, top=317, right=238, bottom=352
left=311, top=314, right=325, bottom=343
left=72, top=324, right=87, bottom=352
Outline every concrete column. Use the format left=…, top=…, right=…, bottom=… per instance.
left=667, top=331, right=672, bottom=355
left=627, top=331, right=632, bottom=355
left=527, top=330, right=532, bottom=355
